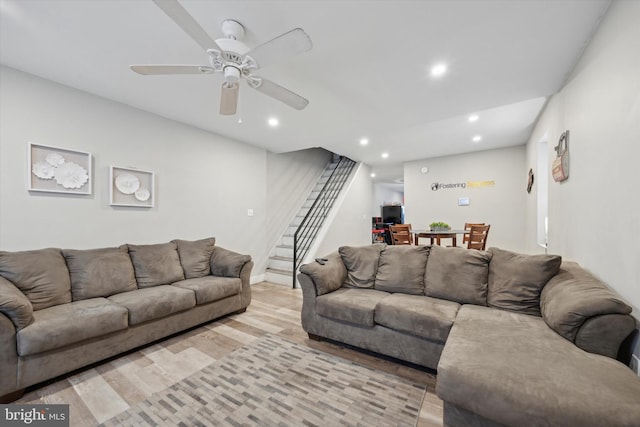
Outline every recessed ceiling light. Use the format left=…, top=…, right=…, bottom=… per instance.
left=267, top=117, right=279, bottom=127
left=360, top=138, right=369, bottom=146
left=381, top=152, right=389, bottom=159
left=370, top=173, right=376, bottom=178
left=468, top=114, right=479, bottom=122
left=472, top=135, right=482, bottom=143
left=430, top=63, right=447, bottom=77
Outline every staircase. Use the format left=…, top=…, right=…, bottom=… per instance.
left=265, top=156, right=356, bottom=287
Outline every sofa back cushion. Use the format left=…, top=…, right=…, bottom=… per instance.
left=339, top=244, right=385, bottom=288
left=425, top=245, right=491, bottom=305
left=487, top=247, right=561, bottom=316
left=172, top=237, right=216, bottom=279
left=63, top=247, right=137, bottom=300
left=375, top=245, right=430, bottom=294
left=541, top=261, right=632, bottom=343
left=126, top=242, right=185, bottom=287
left=0, top=248, right=71, bottom=310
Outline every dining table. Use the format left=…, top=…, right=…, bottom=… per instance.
left=413, top=229, right=470, bottom=246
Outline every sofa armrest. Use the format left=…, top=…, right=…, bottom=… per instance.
left=0, top=313, right=18, bottom=397
left=210, top=247, right=252, bottom=278
left=540, top=261, right=634, bottom=358
left=238, top=260, right=253, bottom=308
left=0, top=276, right=34, bottom=330
left=298, top=252, right=346, bottom=296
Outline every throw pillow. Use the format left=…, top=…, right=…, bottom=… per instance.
left=339, top=244, right=385, bottom=288
left=210, top=247, right=251, bottom=278
left=127, top=242, right=185, bottom=288
left=63, top=247, right=137, bottom=300
left=425, top=245, right=491, bottom=305
left=487, top=247, right=562, bottom=316
left=375, top=245, right=430, bottom=294
left=172, top=237, right=216, bottom=279
left=0, top=248, right=71, bottom=310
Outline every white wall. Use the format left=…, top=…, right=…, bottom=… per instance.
left=372, top=183, right=404, bottom=217
left=524, top=0, right=640, bottom=315
left=312, top=163, right=373, bottom=257
left=266, top=148, right=332, bottom=252
left=404, top=146, right=526, bottom=252
left=0, top=66, right=270, bottom=275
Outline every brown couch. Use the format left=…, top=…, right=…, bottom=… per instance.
left=0, top=238, right=252, bottom=402
left=298, top=244, right=640, bottom=426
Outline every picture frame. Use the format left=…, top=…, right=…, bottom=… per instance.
left=109, top=166, right=155, bottom=208
left=28, top=142, right=92, bottom=195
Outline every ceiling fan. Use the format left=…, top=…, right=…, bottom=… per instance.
left=131, top=0, right=312, bottom=115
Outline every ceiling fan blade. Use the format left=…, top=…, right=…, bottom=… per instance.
left=130, top=65, right=214, bottom=75
left=220, top=82, right=239, bottom=115
left=248, top=77, right=309, bottom=110
left=245, top=28, right=312, bottom=69
left=152, top=0, right=222, bottom=52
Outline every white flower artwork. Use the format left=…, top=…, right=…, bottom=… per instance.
left=28, top=143, right=92, bottom=195
left=32, top=161, right=55, bottom=180
left=115, top=173, right=140, bottom=195
left=53, top=161, right=89, bottom=189
left=134, top=188, right=150, bottom=201
left=110, top=166, right=154, bottom=208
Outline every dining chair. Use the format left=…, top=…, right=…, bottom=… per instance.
left=467, top=224, right=491, bottom=250
left=389, top=224, right=413, bottom=245
left=462, top=222, right=485, bottom=245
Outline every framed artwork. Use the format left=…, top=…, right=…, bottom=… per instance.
left=109, top=166, right=154, bottom=208
left=28, top=142, right=92, bottom=195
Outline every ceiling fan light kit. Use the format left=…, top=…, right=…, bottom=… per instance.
left=131, top=0, right=312, bottom=116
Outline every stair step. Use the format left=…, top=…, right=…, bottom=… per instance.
left=265, top=269, right=294, bottom=286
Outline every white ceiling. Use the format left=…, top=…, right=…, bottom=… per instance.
left=0, top=0, right=610, bottom=184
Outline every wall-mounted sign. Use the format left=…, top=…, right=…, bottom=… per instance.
left=431, top=180, right=495, bottom=191
left=458, top=197, right=470, bottom=206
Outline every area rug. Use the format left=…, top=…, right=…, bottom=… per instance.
left=99, top=334, right=428, bottom=426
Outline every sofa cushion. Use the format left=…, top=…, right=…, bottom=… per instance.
left=425, top=245, right=491, bottom=306
left=210, top=247, right=251, bottom=278
left=437, top=304, right=640, bottom=427
left=126, top=242, right=185, bottom=288
left=0, top=248, right=71, bottom=310
left=173, top=276, right=241, bottom=305
left=541, top=261, right=632, bottom=343
left=339, top=244, right=385, bottom=288
left=108, top=285, right=196, bottom=325
left=16, top=298, right=128, bottom=356
left=375, top=293, right=460, bottom=343
left=316, top=288, right=389, bottom=327
left=63, top=247, right=137, bottom=301
left=487, top=247, right=561, bottom=316
left=299, top=253, right=347, bottom=296
left=375, top=245, right=430, bottom=294
left=172, top=238, right=216, bottom=279
left=0, top=276, right=34, bottom=330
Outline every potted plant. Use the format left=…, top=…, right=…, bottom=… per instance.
left=430, top=221, right=451, bottom=232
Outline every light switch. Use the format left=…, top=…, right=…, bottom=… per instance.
left=458, top=197, right=470, bottom=206
left=247, top=209, right=254, bottom=217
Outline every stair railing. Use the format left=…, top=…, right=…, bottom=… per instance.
left=293, top=156, right=356, bottom=288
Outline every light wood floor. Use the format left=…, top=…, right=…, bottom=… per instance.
left=17, top=282, right=443, bottom=426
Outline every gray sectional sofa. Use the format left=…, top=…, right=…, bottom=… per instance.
left=0, top=238, right=252, bottom=402
left=298, top=244, right=640, bottom=427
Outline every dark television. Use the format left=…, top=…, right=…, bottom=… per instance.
left=382, top=205, right=403, bottom=224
